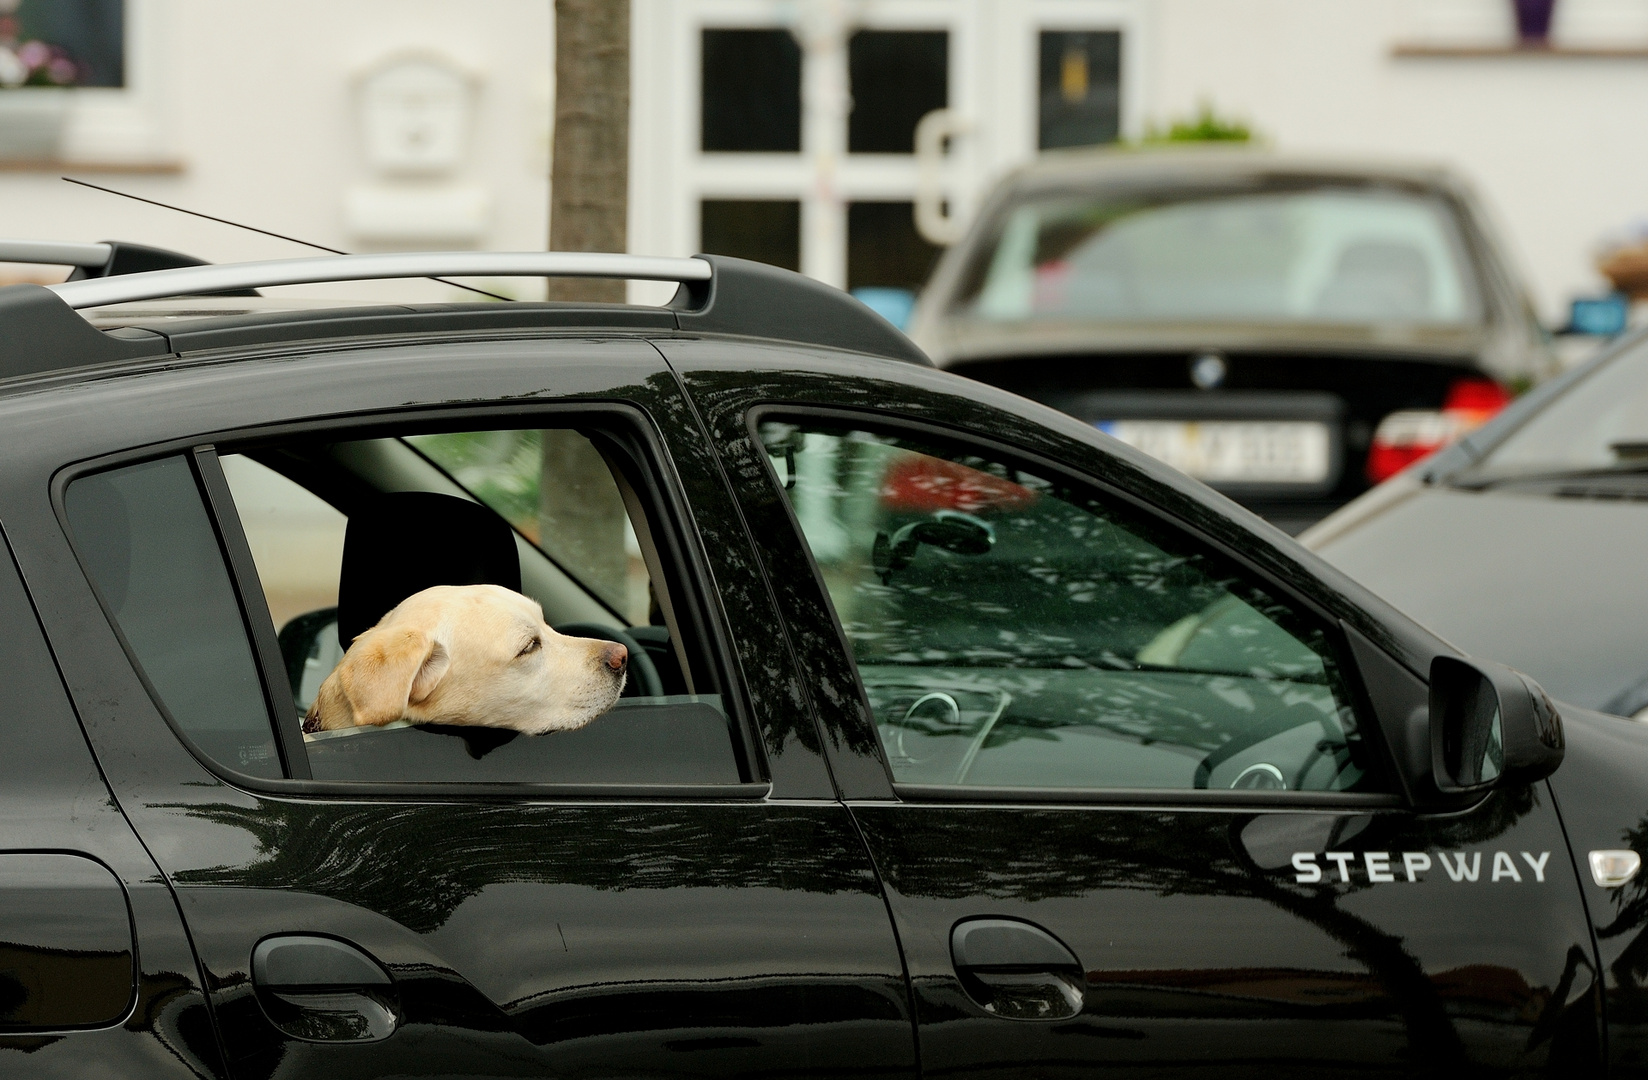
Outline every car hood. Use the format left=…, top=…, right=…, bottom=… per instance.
left=1307, top=484, right=1648, bottom=713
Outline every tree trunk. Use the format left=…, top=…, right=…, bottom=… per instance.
left=542, top=0, right=632, bottom=617
left=547, top=0, right=628, bottom=302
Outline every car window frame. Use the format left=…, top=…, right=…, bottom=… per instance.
left=747, top=401, right=1401, bottom=809
left=54, top=400, right=770, bottom=800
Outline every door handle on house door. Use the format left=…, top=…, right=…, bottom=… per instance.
left=950, top=918, right=1085, bottom=1021
left=251, top=934, right=400, bottom=1041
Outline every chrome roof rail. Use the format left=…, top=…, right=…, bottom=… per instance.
left=47, top=251, right=713, bottom=309
left=0, top=251, right=929, bottom=378
left=0, top=240, right=114, bottom=267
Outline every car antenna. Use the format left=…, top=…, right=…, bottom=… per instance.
left=61, top=176, right=516, bottom=302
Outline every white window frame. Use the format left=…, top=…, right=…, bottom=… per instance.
left=629, top=0, right=1144, bottom=298
left=54, top=0, right=175, bottom=168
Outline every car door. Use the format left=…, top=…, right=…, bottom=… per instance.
left=0, top=530, right=228, bottom=1078
left=1, top=336, right=915, bottom=1079
left=664, top=338, right=1603, bottom=1077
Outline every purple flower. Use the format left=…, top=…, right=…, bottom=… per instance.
left=16, top=40, right=46, bottom=68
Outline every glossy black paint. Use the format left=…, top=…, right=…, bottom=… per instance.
left=1546, top=709, right=1648, bottom=1078
left=0, top=307, right=1630, bottom=1076
left=664, top=341, right=1605, bottom=1074
left=0, top=854, right=134, bottom=1029
left=0, top=337, right=912, bottom=1077
left=853, top=793, right=1597, bottom=1077
left=0, top=535, right=225, bottom=1076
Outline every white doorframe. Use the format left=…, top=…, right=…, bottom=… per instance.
left=629, top=0, right=1144, bottom=299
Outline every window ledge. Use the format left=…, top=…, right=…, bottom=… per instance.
left=0, top=157, right=184, bottom=174
left=1393, top=43, right=1648, bottom=59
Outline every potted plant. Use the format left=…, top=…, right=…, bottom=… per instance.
left=0, top=0, right=79, bottom=161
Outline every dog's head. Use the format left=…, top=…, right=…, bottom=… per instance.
left=304, top=584, right=629, bottom=735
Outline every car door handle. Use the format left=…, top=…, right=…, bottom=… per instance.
left=950, top=918, right=1085, bottom=1021
left=251, top=935, right=400, bottom=1042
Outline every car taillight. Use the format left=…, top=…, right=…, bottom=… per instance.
left=1366, top=378, right=1512, bottom=484
left=880, top=457, right=1038, bottom=513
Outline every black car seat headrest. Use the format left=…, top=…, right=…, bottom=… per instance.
left=336, top=491, right=522, bottom=648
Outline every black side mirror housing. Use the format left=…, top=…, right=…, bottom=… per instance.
left=1430, top=655, right=1564, bottom=794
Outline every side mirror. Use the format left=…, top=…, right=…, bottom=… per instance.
left=874, top=510, right=995, bottom=584
left=1430, top=655, right=1564, bottom=794
left=277, top=606, right=344, bottom=714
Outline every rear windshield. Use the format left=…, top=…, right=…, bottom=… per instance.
left=949, top=184, right=1482, bottom=328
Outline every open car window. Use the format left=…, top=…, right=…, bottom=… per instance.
left=64, top=420, right=744, bottom=787
left=760, top=418, right=1384, bottom=795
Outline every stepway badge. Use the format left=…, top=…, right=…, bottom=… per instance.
left=1291, top=850, right=1551, bottom=884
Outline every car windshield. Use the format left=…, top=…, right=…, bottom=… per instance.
left=950, top=184, right=1482, bottom=327
left=1473, top=336, right=1648, bottom=475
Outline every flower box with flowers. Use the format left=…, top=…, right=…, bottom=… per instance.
left=0, top=12, right=80, bottom=162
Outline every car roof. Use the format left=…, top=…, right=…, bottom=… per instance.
left=0, top=250, right=931, bottom=387
left=999, top=144, right=1464, bottom=195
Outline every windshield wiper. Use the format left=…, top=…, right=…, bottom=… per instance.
left=1451, top=460, right=1648, bottom=491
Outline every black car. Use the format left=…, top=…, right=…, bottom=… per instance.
left=1304, top=323, right=1648, bottom=723
left=908, top=148, right=1552, bottom=533
left=0, top=246, right=1630, bottom=1077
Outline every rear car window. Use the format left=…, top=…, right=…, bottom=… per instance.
left=64, top=422, right=743, bottom=787
left=951, top=185, right=1480, bottom=327
left=762, top=419, right=1382, bottom=794
left=66, top=457, right=283, bottom=778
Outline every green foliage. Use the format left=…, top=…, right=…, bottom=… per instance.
left=1143, top=102, right=1254, bottom=144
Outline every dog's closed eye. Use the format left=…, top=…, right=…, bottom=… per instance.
left=516, top=635, right=542, bottom=659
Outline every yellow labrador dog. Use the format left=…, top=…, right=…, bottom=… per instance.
left=302, top=584, right=629, bottom=735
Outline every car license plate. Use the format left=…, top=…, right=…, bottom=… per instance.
left=1097, top=420, right=1332, bottom=484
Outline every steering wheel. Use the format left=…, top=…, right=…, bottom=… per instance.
left=1192, top=702, right=1337, bottom=790
left=553, top=622, right=664, bottom=698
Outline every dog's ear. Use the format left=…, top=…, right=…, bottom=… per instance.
left=337, top=626, right=451, bottom=727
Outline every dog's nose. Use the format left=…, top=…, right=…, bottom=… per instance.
left=601, top=642, right=628, bottom=672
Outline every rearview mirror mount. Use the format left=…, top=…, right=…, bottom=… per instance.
left=1430, top=655, right=1564, bottom=795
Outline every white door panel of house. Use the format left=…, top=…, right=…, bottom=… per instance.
left=630, top=0, right=1144, bottom=305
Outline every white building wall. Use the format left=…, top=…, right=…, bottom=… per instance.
left=1147, top=0, right=1648, bottom=322
left=0, top=0, right=552, bottom=301
left=0, top=0, right=1640, bottom=321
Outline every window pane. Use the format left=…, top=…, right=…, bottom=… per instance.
left=848, top=30, right=947, bottom=154
left=1039, top=30, right=1120, bottom=150
left=12, top=0, right=124, bottom=87
left=954, top=188, right=1481, bottom=327
left=761, top=421, right=1375, bottom=793
left=700, top=200, right=801, bottom=273
left=701, top=29, right=801, bottom=152
left=217, top=427, right=737, bottom=786
left=66, top=457, right=281, bottom=777
left=848, top=201, right=942, bottom=294
left=406, top=429, right=650, bottom=625
left=221, top=455, right=346, bottom=631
